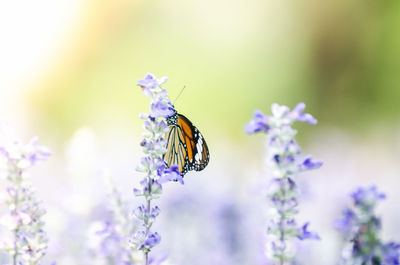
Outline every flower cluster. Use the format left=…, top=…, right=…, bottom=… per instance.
left=335, top=186, right=400, bottom=265
left=91, top=179, right=141, bottom=265
left=131, top=74, right=183, bottom=265
left=245, top=103, right=322, bottom=264
left=0, top=130, right=51, bottom=265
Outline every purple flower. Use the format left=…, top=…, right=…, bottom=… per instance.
left=0, top=133, right=50, bottom=264
left=300, top=156, right=323, bottom=171
left=334, top=208, right=356, bottom=232
left=157, top=164, right=184, bottom=185
left=26, top=136, right=52, bottom=163
left=0, top=135, right=51, bottom=168
left=95, top=221, right=113, bottom=235
left=133, top=73, right=183, bottom=264
left=351, top=185, right=386, bottom=207
left=138, top=157, right=158, bottom=174
left=289, top=102, right=318, bottom=125
left=144, top=180, right=162, bottom=197
left=297, top=222, right=320, bottom=240
left=383, top=242, right=400, bottom=265
left=150, top=206, right=161, bottom=219
left=245, top=103, right=318, bottom=135
left=156, top=162, right=167, bottom=177
left=337, top=186, right=398, bottom=265
left=246, top=102, right=321, bottom=263
left=150, top=100, right=174, bottom=118
left=134, top=205, right=147, bottom=220
left=138, top=73, right=168, bottom=90
left=244, top=110, right=270, bottom=134
left=142, top=232, right=161, bottom=249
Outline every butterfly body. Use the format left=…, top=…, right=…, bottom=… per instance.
left=164, top=111, right=209, bottom=176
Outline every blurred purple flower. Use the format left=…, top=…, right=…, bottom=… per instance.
left=134, top=205, right=147, bottom=220
left=150, top=206, right=161, bottom=219
left=300, top=156, right=323, bottom=171
left=289, top=102, right=318, bottom=125
left=0, top=135, right=51, bottom=168
left=138, top=73, right=168, bottom=90
left=26, top=136, right=52, bottom=163
left=0, top=132, right=50, bottom=264
left=297, top=222, right=320, bottom=240
left=142, top=232, right=161, bottom=249
left=245, top=102, right=321, bottom=264
left=244, top=110, right=270, bottom=134
left=383, top=242, right=400, bottom=265
left=336, top=186, right=399, bottom=265
left=91, top=180, right=140, bottom=265
left=245, top=103, right=318, bottom=136
left=351, top=185, right=386, bottom=208
left=334, top=208, right=356, bottom=232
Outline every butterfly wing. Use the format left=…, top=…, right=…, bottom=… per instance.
left=164, top=114, right=209, bottom=176
left=176, top=114, right=209, bottom=172
left=164, top=124, right=187, bottom=173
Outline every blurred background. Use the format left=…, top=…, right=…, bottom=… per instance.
left=1, top=0, right=400, bottom=264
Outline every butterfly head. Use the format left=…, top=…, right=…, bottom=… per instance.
left=166, top=108, right=178, bottom=126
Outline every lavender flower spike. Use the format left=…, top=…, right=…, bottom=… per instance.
left=131, top=73, right=183, bottom=265
left=0, top=129, right=50, bottom=265
left=90, top=178, right=141, bottom=265
left=245, top=103, right=322, bottom=264
left=336, top=186, right=400, bottom=265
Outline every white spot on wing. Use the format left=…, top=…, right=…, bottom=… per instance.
left=196, top=135, right=203, bottom=154
left=195, top=153, right=201, bottom=162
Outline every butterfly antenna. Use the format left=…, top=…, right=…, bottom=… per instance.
left=173, top=85, right=186, bottom=105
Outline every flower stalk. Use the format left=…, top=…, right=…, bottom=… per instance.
left=92, top=177, right=141, bottom=265
left=245, top=103, right=322, bottom=264
left=335, top=186, right=400, bottom=265
left=0, top=131, right=51, bottom=265
left=131, top=74, right=183, bottom=265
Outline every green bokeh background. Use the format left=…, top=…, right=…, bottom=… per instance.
left=2, top=2, right=400, bottom=264
left=30, top=0, right=400, bottom=144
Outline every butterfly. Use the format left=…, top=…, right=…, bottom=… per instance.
left=163, top=109, right=209, bottom=176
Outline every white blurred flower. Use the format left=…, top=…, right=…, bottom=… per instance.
left=0, top=127, right=50, bottom=264
left=0, top=214, right=19, bottom=230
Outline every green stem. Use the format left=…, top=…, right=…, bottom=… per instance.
left=12, top=169, right=22, bottom=265
left=143, top=174, right=152, bottom=265
left=279, top=177, right=287, bottom=265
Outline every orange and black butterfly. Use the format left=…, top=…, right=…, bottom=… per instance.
left=163, top=109, right=209, bottom=176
